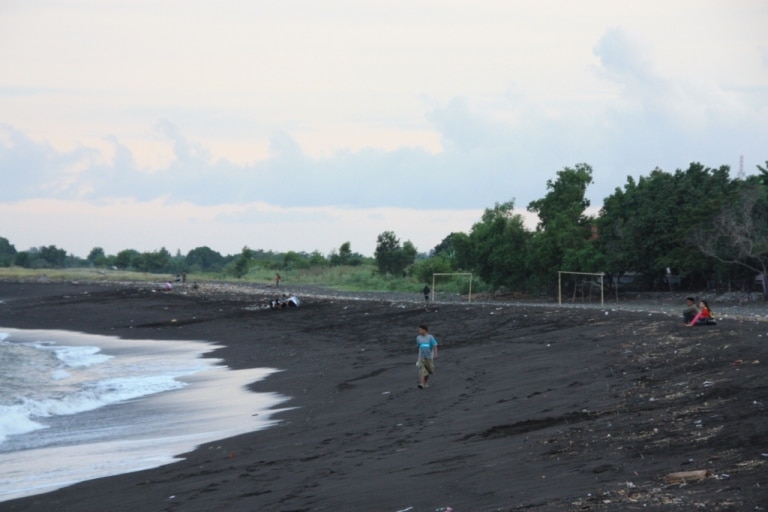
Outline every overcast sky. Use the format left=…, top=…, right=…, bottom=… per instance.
left=1, top=1, right=766, bottom=258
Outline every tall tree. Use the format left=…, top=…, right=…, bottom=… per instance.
left=232, top=246, right=253, bottom=278
left=185, top=246, right=224, bottom=272
left=690, top=180, right=768, bottom=286
left=374, top=231, right=415, bottom=275
left=38, top=245, right=67, bottom=268
left=87, top=247, right=107, bottom=267
left=135, top=248, right=171, bottom=273
left=115, top=249, right=140, bottom=269
left=526, top=164, right=596, bottom=290
left=596, top=163, right=734, bottom=288
left=468, top=201, right=531, bottom=291
left=0, top=237, right=17, bottom=267
left=330, top=242, right=353, bottom=266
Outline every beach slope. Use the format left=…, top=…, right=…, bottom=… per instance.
left=0, top=282, right=765, bottom=511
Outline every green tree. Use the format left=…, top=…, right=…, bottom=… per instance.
left=115, top=249, right=140, bottom=270
left=468, top=201, right=531, bottom=291
left=283, top=251, right=310, bottom=270
left=14, top=251, right=30, bottom=267
left=690, top=180, right=768, bottom=287
left=374, top=231, right=416, bottom=275
left=402, top=241, right=417, bottom=272
left=186, top=246, right=224, bottom=272
left=87, top=247, right=107, bottom=267
left=412, top=255, right=454, bottom=284
left=231, top=246, right=253, bottom=278
left=0, top=237, right=17, bottom=267
left=526, top=164, right=596, bottom=290
left=37, top=245, right=67, bottom=268
left=596, top=162, right=735, bottom=288
left=330, top=242, right=355, bottom=266
left=757, top=160, right=768, bottom=187
left=430, top=232, right=475, bottom=279
left=135, top=248, right=171, bottom=273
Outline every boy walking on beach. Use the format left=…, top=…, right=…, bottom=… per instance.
left=416, top=324, right=438, bottom=389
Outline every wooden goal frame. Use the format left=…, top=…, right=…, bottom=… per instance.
left=431, top=272, right=473, bottom=302
left=557, top=271, right=605, bottom=306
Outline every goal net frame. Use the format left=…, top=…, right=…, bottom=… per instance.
left=557, top=271, right=605, bottom=306
left=431, top=272, right=473, bottom=302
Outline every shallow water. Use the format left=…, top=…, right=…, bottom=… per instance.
left=0, top=327, right=289, bottom=502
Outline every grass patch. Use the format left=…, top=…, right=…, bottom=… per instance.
left=0, top=265, right=448, bottom=294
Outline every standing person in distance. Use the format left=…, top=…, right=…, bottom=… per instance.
left=416, top=324, right=438, bottom=389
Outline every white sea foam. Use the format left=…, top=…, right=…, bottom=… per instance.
left=0, top=407, right=46, bottom=443
left=27, top=342, right=114, bottom=367
left=19, top=375, right=186, bottom=420
left=0, top=336, right=195, bottom=444
left=0, top=327, right=289, bottom=503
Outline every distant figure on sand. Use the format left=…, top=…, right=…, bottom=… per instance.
left=415, top=324, right=438, bottom=389
left=270, top=295, right=300, bottom=310
left=423, top=285, right=430, bottom=303
left=275, top=273, right=281, bottom=288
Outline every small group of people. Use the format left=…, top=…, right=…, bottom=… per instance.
left=682, top=297, right=717, bottom=326
left=270, top=294, right=300, bottom=310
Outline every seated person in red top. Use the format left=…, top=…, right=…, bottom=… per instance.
left=686, top=300, right=717, bottom=326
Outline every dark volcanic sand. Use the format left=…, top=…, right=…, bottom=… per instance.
left=0, top=281, right=766, bottom=511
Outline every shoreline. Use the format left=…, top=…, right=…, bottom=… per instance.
left=0, top=281, right=766, bottom=511
left=0, top=326, right=288, bottom=503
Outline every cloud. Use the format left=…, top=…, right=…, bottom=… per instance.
left=0, top=124, right=100, bottom=200
left=1, top=22, right=766, bottom=216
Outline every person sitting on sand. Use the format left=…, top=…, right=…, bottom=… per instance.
left=682, top=296, right=699, bottom=324
left=284, top=295, right=300, bottom=307
left=686, top=300, right=717, bottom=326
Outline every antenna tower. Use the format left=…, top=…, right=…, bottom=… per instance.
left=739, top=155, right=745, bottom=179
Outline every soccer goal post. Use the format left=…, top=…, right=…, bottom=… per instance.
left=432, top=273, right=473, bottom=302
left=557, top=271, right=605, bottom=306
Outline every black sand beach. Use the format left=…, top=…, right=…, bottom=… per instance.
left=0, top=281, right=766, bottom=511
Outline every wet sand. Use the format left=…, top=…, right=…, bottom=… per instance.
left=0, top=281, right=766, bottom=511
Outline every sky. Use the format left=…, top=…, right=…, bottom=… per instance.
left=1, top=1, right=767, bottom=258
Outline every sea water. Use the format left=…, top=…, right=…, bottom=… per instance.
left=0, top=328, right=289, bottom=502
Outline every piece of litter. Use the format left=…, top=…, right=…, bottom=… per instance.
left=664, top=469, right=713, bottom=484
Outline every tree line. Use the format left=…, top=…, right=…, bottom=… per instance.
left=377, top=161, right=768, bottom=296
left=2, top=160, right=767, bottom=296
left=0, top=240, right=367, bottom=277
